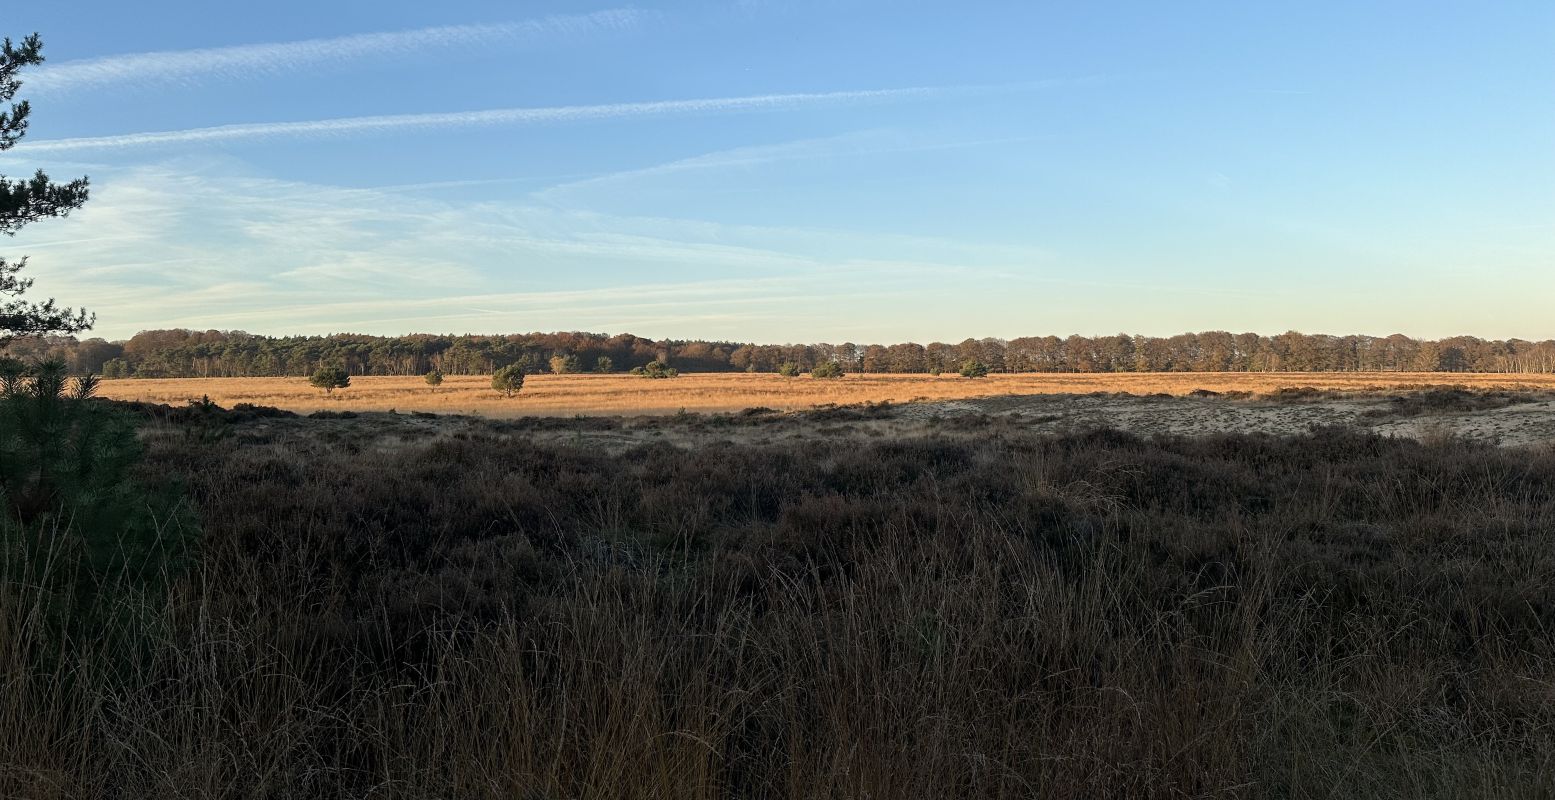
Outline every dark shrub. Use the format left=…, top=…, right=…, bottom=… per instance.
left=630, top=361, right=678, bottom=379
left=309, top=366, right=350, bottom=394
left=811, top=361, right=844, bottom=379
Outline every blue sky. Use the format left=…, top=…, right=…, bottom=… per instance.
left=3, top=1, right=1552, bottom=342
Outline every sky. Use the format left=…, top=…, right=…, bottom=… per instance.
left=2, top=1, right=1552, bottom=343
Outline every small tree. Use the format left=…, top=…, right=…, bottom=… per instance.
left=2, top=359, right=194, bottom=589
left=811, top=361, right=844, bottom=379
left=424, top=368, right=443, bottom=388
left=959, top=359, right=989, bottom=378
left=594, top=356, right=614, bottom=373
left=309, top=366, right=350, bottom=394
left=778, top=362, right=801, bottom=377
left=629, top=361, right=678, bottom=379
left=492, top=364, right=525, bottom=396
left=549, top=354, right=581, bottom=375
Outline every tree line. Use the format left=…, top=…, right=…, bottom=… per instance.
left=7, top=328, right=1555, bottom=377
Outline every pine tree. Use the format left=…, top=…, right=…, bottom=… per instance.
left=492, top=364, right=525, bottom=396
left=309, top=366, right=350, bottom=394
left=811, top=361, right=844, bottom=379
left=1, top=34, right=92, bottom=342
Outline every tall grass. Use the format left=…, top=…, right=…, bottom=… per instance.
left=3, top=414, right=1553, bottom=797
left=90, top=371, right=1555, bottom=418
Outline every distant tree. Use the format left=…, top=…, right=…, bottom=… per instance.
left=778, top=361, right=801, bottom=377
left=959, top=359, right=989, bottom=378
left=594, top=355, right=613, bottom=373
left=811, top=361, right=844, bottom=379
left=514, top=352, right=544, bottom=374
left=19, top=326, right=1555, bottom=380
left=309, top=366, right=350, bottom=395
left=424, top=368, right=443, bottom=388
left=928, top=365, right=943, bottom=376
left=2, top=34, right=93, bottom=343
left=629, top=360, right=678, bottom=379
left=492, top=364, right=525, bottom=396
left=101, top=357, right=130, bottom=378
left=549, top=354, right=581, bottom=374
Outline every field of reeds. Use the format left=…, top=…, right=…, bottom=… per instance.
left=4, top=402, right=1554, bottom=798
left=93, top=371, right=1555, bottom=417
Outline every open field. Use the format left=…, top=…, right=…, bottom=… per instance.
left=97, top=371, right=1555, bottom=417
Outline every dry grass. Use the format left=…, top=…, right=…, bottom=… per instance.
left=96, top=371, right=1555, bottom=417
left=4, top=411, right=1555, bottom=797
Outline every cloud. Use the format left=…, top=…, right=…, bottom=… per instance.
left=24, top=10, right=645, bottom=94
left=4, top=161, right=1046, bottom=339
left=535, top=130, right=1047, bottom=198
left=14, top=87, right=950, bottom=153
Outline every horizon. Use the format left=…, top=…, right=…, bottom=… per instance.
left=3, top=2, right=1552, bottom=343
left=30, top=325, right=1555, bottom=349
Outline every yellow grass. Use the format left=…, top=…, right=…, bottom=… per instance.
left=93, top=371, right=1555, bottom=417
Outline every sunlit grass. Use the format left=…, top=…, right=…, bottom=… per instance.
left=94, top=371, right=1555, bottom=416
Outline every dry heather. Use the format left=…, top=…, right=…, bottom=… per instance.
left=94, top=371, right=1555, bottom=417
left=4, top=407, right=1555, bottom=798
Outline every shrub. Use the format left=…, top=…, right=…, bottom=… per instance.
left=778, top=362, right=801, bottom=377
left=424, top=368, right=444, bottom=388
left=309, top=366, right=350, bottom=394
left=595, top=356, right=614, bottom=373
left=959, top=360, right=990, bottom=378
left=1, top=360, right=195, bottom=606
left=630, top=361, right=679, bottom=379
left=811, top=361, right=845, bottom=379
left=492, top=365, right=525, bottom=397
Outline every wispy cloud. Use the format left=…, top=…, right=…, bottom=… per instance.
left=536, top=130, right=1046, bottom=199
left=6, top=161, right=1051, bottom=339
left=24, top=10, right=646, bottom=95
left=14, top=87, right=951, bottom=153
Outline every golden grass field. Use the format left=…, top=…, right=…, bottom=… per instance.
left=95, top=371, right=1555, bottom=417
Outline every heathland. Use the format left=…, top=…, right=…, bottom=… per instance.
left=5, top=391, right=1555, bottom=798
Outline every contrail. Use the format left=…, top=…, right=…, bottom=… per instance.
left=24, top=9, right=645, bottom=94
left=14, top=87, right=948, bottom=153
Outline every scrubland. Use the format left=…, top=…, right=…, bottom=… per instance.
left=4, top=397, right=1555, bottom=798
left=95, top=371, right=1555, bottom=416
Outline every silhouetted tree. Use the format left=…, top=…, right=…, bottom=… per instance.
left=1, top=34, right=91, bottom=343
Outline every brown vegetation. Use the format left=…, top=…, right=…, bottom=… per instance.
left=93, top=371, right=1555, bottom=417
left=4, top=405, right=1555, bottom=797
